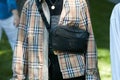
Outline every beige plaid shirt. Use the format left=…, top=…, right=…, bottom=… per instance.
left=11, top=0, right=100, bottom=80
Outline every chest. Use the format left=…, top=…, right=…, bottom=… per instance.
left=46, top=0, right=63, bottom=15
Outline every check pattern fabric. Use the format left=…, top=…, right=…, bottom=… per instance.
left=11, top=0, right=100, bottom=80
left=56, top=0, right=100, bottom=79
left=12, top=0, right=50, bottom=80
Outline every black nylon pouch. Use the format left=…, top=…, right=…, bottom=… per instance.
left=51, top=26, right=89, bottom=53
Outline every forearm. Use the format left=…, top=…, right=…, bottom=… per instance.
left=12, top=9, right=20, bottom=27
left=12, top=9, right=19, bottom=16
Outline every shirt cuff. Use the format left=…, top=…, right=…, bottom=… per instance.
left=86, top=69, right=97, bottom=80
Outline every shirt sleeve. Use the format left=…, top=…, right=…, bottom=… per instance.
left=86, top=69, right=98, bottom=80
left=11, top=1, right=28, bottom=80
left=84, top=0, right=99, bottom=80
left=110, top=3, right=120, bottom=80
left=7, top=0, right=17, bottom=11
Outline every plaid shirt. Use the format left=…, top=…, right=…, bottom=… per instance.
left=11, top=0, right=100, bottom=80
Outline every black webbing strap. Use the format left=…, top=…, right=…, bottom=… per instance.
left=35, top=0, right=51, bottom=31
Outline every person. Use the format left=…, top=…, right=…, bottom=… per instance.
left=110, top=3, right=120, bottom=80
left=11, top=0, right=100, bottom=80
left=0, top=0, right=19, bottom=51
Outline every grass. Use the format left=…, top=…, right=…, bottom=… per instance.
left=0, top=32, right=12, bottom=80
left=0, top=0, right=116, bottom=80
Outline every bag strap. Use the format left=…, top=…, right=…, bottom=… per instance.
left=36, top=0, right=89, bottom=32
left=35, top=0, right=51, bottom=31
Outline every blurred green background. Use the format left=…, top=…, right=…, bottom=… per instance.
left=89, top=0, right=115, bottom=80
left=0, top=0, right=116, bottom=80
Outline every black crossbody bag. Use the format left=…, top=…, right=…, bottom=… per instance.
left=36, top=0, right=89, bottom=54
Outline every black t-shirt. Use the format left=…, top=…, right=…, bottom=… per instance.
left=46, top=0, right=63, bottom=15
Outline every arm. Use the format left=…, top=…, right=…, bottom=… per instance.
left=85, top=1, right=99, bottom=80
left=7, top=0, right=19, bottom=27
left=12, top=1, right=28, bottom=79
left=12, top=9, right=19, bottom=27
left=110, top=3, right=120, bottom=80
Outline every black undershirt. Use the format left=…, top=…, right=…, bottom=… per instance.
left=46, top=0, right=64, bottom=80
left=46, top=0, right=63, bottom=15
